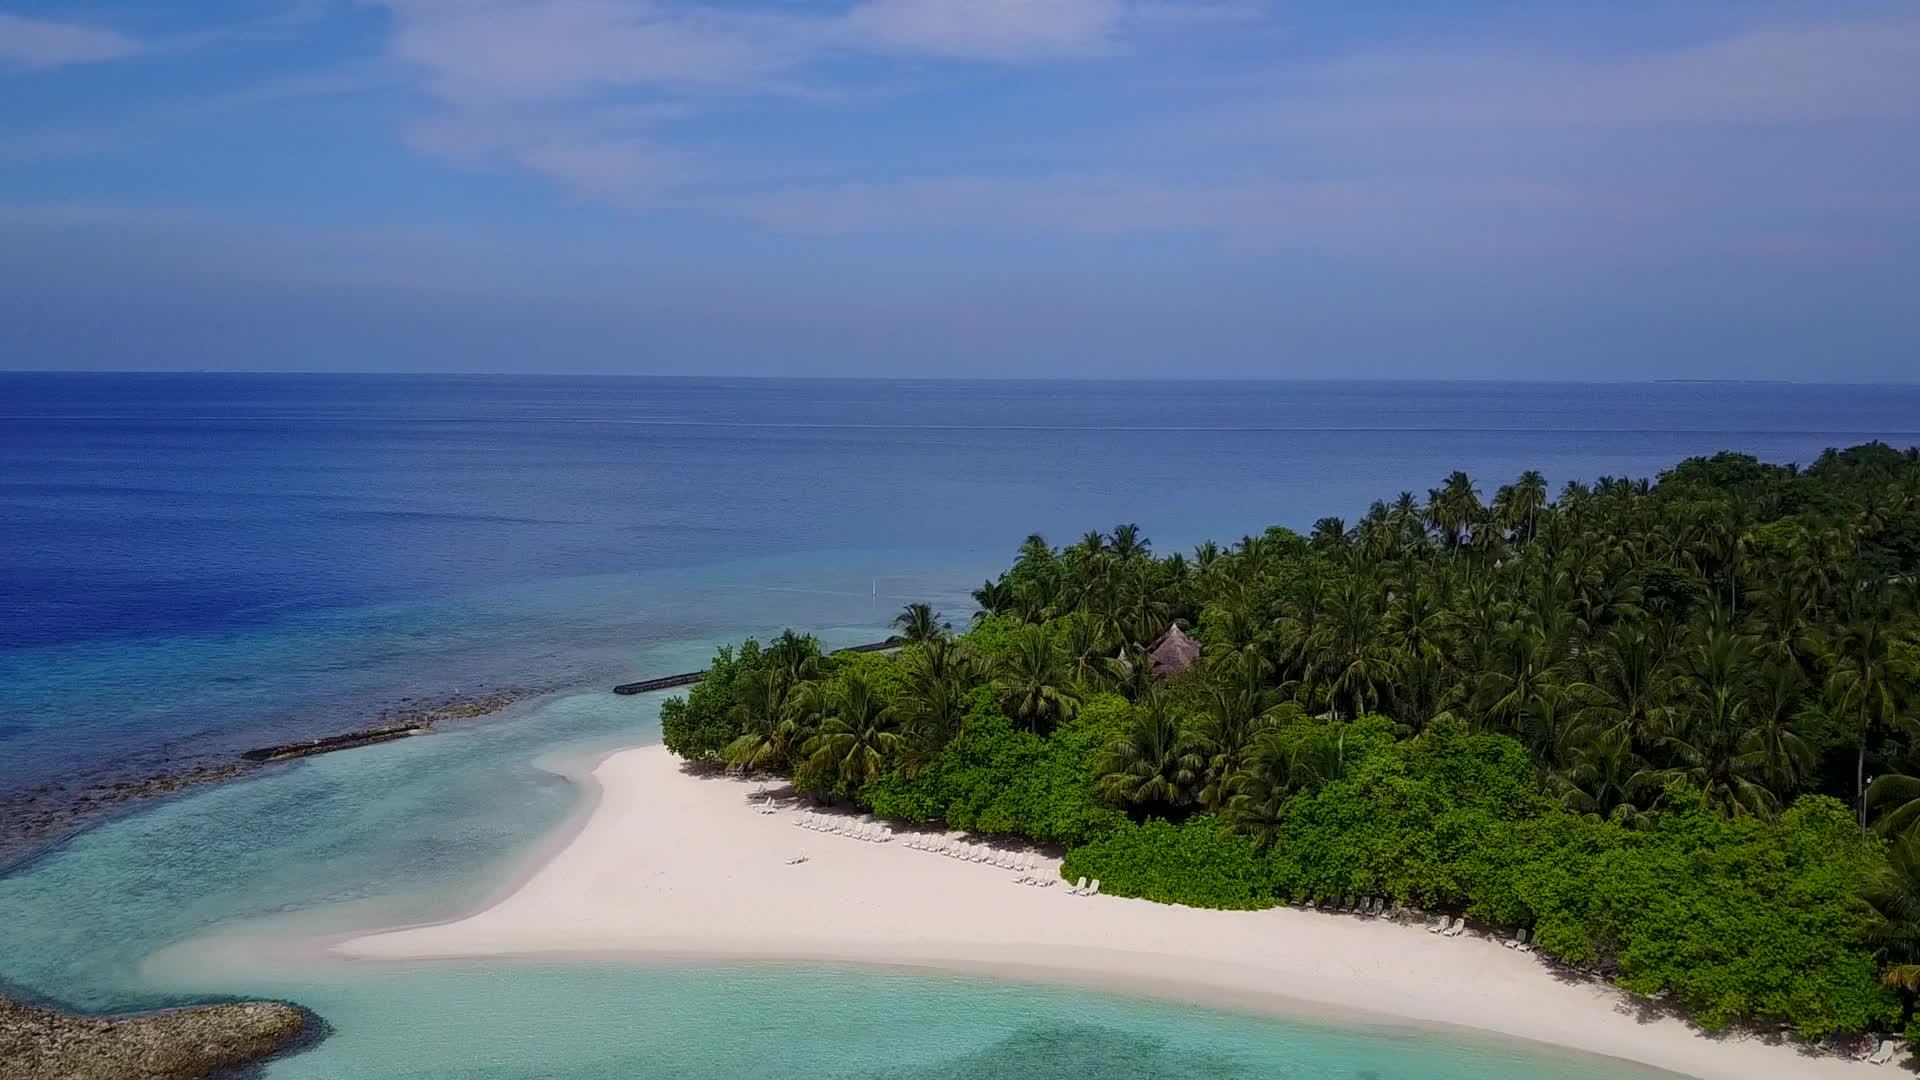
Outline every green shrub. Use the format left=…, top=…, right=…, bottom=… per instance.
left=659, top=640, right=764, bottom=763
left=1063, top=817, right=1277, bottom=909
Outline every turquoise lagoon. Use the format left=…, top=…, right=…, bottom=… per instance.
left=0, top=667, right=1667, bottom=1080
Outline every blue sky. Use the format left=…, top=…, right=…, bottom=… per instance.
left=1, top=1, right=1916, bottom=378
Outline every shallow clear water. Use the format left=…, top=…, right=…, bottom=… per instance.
left=0, top=688, right=1663, bottom=1080
left=8, top=375, right=1908, bottom=1078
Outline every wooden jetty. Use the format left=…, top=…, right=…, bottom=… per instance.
left=241, top=722, right=431, bottom=762
left=612, top=639, right=898, bottom=695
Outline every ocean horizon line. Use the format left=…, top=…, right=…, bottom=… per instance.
left=4, top=370, right=1916, bottom=387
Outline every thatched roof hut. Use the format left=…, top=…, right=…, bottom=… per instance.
left=1147, top=623, right=1201, bottom=678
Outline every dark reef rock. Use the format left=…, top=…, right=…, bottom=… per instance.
left=0, top=996, right=312, bottom=1080
left=0, top=686, right=547, bottom=872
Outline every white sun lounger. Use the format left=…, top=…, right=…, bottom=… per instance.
left=1086, top=879, right=1101, bottom=897
left=1069, top=876, right=1088, bottom=895
left=1867, top=1039, right=1896, bottom=1065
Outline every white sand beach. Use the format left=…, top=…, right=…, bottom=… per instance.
left=342, top=745, right=1895, bottom=1080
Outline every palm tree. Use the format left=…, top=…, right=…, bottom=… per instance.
left=1192, top=540, right=1222, bottom=569
left=1815, top=606, right=1902, bottom=829
left=894, top=661, right=969, bottom=777
left=1555, top=728, right=1657, bottom=829
left=994, top=624, right=1080, bottom=734
left=970, top=578, right=1013, bottom=624
left=1868, top=833, right=1920, bottom=995
left=1511, top=470, right=1549, bottom=543
left=1573, top=625, right=1676, bottom=756
left=1311, top=574, right=1399, bottom=719
left=800, top=672, right=900, bottom=795
left=1426, top=471, right=1483, bottom=550
left=1736, top=661, right=1813, bottom=801
left=1108, top=523, right=1149, bottom=560
left=892, top=602, right=950, bottom=644
left=1643, top=624, right=1773, bottom=817
left=1475, top=618, right=1563, bottom=735
left=723, top=668, right=804, bottom=774
left=1310, top=517, right=1349, bottom=552
left=1224, top=724, right=1354, bottom=847
left=1057, top=613, right=1111, bottom=689
left=1194, top=652, right=1283, bottom=809
left=767, top=629, right=825, bottom=690
left=1096, top=698, right=1204, bottom=814
left=1867, top=774, right=1920, bottom=840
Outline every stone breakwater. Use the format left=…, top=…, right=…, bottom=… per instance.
left=0, top=687, right=545, bottom=872
left=0, top=995, right=313, bottom=1080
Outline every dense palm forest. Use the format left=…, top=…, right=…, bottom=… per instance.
left=662, top=442, right=1920, bottom=1044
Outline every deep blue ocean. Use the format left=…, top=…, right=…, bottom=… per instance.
left=3, top=374, right=1917, bottom=1079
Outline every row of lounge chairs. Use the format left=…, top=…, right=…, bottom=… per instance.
left=1300, top=897, right=1536, bottom=951
left=906, top=835, right=1035, bottom=872
left=794, top=812, right=892, bottom=842
left=1305, top=895, right=1392, bottom=916
left=1425, top=916, right=1533, bottom=951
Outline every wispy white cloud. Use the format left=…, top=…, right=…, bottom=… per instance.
left=377, top=0, right=1195, bottom=202
left=0, top=13, right=141, bottom=68
left=1227, top=11, right=1920, bottom=137
left=407, top=105, right=689, bottom=204
left=718, top=8, right=1920, bottom=255
left=841, top=0, right=1125, bottom=60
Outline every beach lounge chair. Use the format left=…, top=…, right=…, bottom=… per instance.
left=786, top=849, right=808, bottom=865
left=1086, top=880, right=1101, bottom=897
left=1069, top=876, right=1088, bottom=895
left=1446, top=918, right=1467, bottom=937
left=1868, top=1039, right=1896, bottom=1065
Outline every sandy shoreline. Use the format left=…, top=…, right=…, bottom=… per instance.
left=340, top=744, right=1893, bottom=1080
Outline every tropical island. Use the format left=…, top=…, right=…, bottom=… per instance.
left=349, top=442, right=1920, bottom=1078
